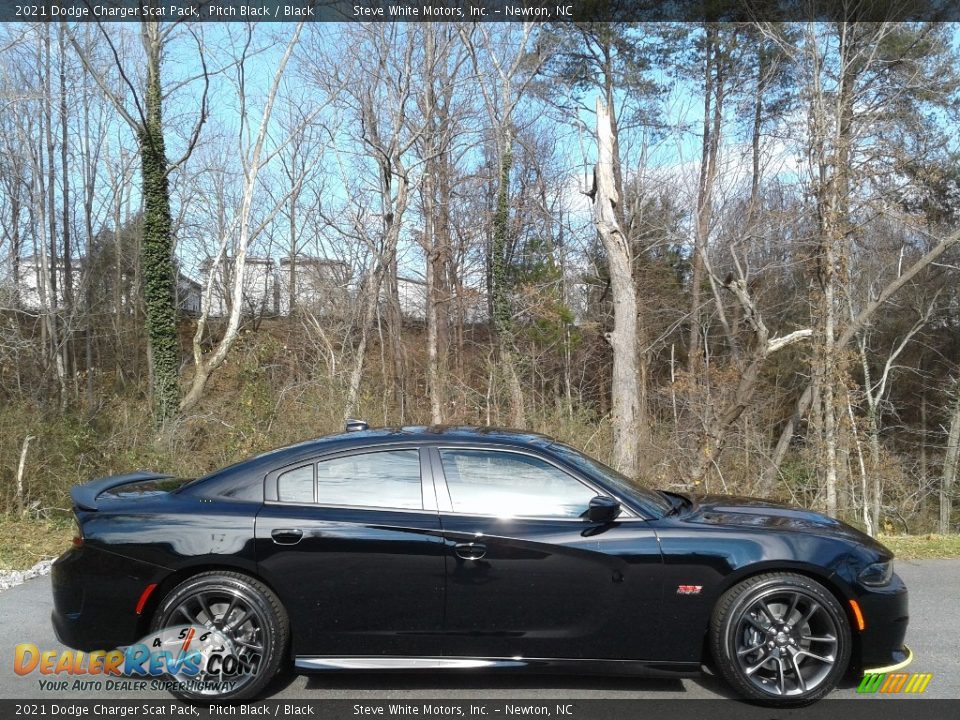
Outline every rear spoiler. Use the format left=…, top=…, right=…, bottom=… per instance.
left=71, top=471, right=173, bottom=511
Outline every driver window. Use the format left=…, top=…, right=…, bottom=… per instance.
left=439, top=449, right=595, bottom=518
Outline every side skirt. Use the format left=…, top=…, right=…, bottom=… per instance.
left=294, top=656, right=701, bottom=679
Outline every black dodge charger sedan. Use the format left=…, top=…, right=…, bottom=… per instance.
left=52, top=424, right=910, bottom=704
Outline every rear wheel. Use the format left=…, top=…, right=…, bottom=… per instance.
left=710, top=573, right=850, bottom=704
left=150, top=571, right=288, bottom=701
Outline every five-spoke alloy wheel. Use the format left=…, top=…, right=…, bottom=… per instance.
left=711, top=573, right=851, bottom=704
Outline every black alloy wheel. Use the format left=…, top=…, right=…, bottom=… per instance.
left=710, top=573, right=851, bottom=704
left=151, top=571, right=289, bottom=701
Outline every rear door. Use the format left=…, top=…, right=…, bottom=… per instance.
left=432, top=446, right=661, bottom=661
left=255, top=446, right=445, bottom=659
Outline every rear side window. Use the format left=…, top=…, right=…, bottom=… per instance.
left=316, top=450, right=422, bottom=509
left=277, top=465, right=314, bottom=503
left=274, top=450, right=423, bottom=510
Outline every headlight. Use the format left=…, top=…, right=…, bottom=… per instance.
left=859, top=560, right=893, bottom=586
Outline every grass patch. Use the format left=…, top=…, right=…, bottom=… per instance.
left=0, top=517, right=74, bottom=571
left=877, top=534, right=960, bottom=559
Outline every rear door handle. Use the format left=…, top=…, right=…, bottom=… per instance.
left=454, top=542, right=486, bottom=560
left=271, top=528, right=303, bottom=545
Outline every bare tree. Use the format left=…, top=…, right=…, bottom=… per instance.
left=305, top=25, right=431, bottom=423
left=687, top=255, right=812, bottom=485
left=856, top=299, right=936, bottom=533
left=460, top=22, right=546, bottom=429
left=592, top=98, right=643, bottom=477
left=181, top=22, right=306, bottom=413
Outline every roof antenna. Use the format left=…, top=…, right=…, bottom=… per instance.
left=345, top=419, right=369, bottom=433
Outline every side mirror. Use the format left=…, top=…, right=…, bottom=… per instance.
left=587, top=495, right=621, bottom=523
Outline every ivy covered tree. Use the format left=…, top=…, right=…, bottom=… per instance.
left=68, top=12, right=208, bottom=421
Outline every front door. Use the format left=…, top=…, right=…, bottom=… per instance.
left=256, top=447, right=445, bottom=658
left=432, top=446, right=661, bottom=661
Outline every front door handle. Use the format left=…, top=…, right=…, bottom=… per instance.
left=454, top=542, right=486, bottom=560
left=271, top=528, right=303, bottom=545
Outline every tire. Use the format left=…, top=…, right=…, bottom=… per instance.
left=710, top=572, right=851, bottom=705
left=150, top=571, right=289, bottom=701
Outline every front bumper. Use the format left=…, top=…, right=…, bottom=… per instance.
left=853, top=571, right=910, bottom=672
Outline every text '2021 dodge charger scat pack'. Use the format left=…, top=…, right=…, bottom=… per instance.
left=52, top=424, right=910, bottom=704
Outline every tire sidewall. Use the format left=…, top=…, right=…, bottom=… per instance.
left=150, top=572, right=287, bottom=702
left=714, top=574, right=851, bottom=704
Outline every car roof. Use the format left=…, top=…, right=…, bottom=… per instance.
left=260, top=425, right=556, bottom=461
left=186, top=425, right=559, bottom=497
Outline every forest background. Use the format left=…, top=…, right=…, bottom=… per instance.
left=2, top=16, right=960, bottom=565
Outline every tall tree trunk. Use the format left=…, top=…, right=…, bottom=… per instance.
left=426, top=244, right=443, bottom=425
left=44, top=24, right=67, bottom=407
left=140, top=21, right=181, bottom=421
left=344, top=269, right=382, bottom=424
left=689, top=24, right=722, bottom=376
left=920, top=393, right=928, bottom=499
left=59, top=21, right=75, bottom=392
left=940, top=388, right=960, bottom=534
left=749, top=50, right=764, bottom=219
left=384, top=254, right=406, bottom=415
left=818, top=241, right=839, bottom=517
left=859, top=342, right=881, bottom=533
left=423, top=132, right=442, bottom=425
left=822, top=23, right=858, bottom=517
left=422, top=28, right=443, bottom=425
left=491, top=131, right=524, bottom=427
left=288, top=198, right=297, bottom=314
left=81, top=72, right=96, bottom=411
left=593, top=98, right=640, bottom=477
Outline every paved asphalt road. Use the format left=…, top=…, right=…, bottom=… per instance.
left=0, top=560, right=956, bottom=702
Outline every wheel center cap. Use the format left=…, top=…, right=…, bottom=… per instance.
left=775, top=631, right=789, bottom=645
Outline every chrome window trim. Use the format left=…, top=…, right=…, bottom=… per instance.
left=262, top=499, right=441, bottom=516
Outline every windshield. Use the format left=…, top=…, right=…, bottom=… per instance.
left=547, top=442, right=672, bottom=516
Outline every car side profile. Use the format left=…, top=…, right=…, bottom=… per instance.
left=51, top=424, right=910, bottom=704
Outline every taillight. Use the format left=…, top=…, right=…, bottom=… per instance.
left=72, top=517, right=84, bottom=547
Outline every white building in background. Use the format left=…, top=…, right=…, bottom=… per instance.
left=380, top=275, right=488, bottom=324
left=396, top=276, right=427, bottom=320
left=200, top=256, right=277, bottom=317
left=11, top=255, right=202, bottom=316
left=15, top=255, right=81, bottom=311
left=176, top=274, right=202, bottom=314
left=199, top=255, right=356, bottom=318
left=277, top=257, right=350, bottom=316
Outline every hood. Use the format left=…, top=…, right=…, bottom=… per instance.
left=685, top=493, right=887, bottom=551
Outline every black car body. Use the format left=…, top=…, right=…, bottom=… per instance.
left=51, top=425, right=910, bottom=703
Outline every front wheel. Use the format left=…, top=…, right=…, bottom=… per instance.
left=710, top=573, right=851, bottom=704
left=150, top=571, right=289, bottom=701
